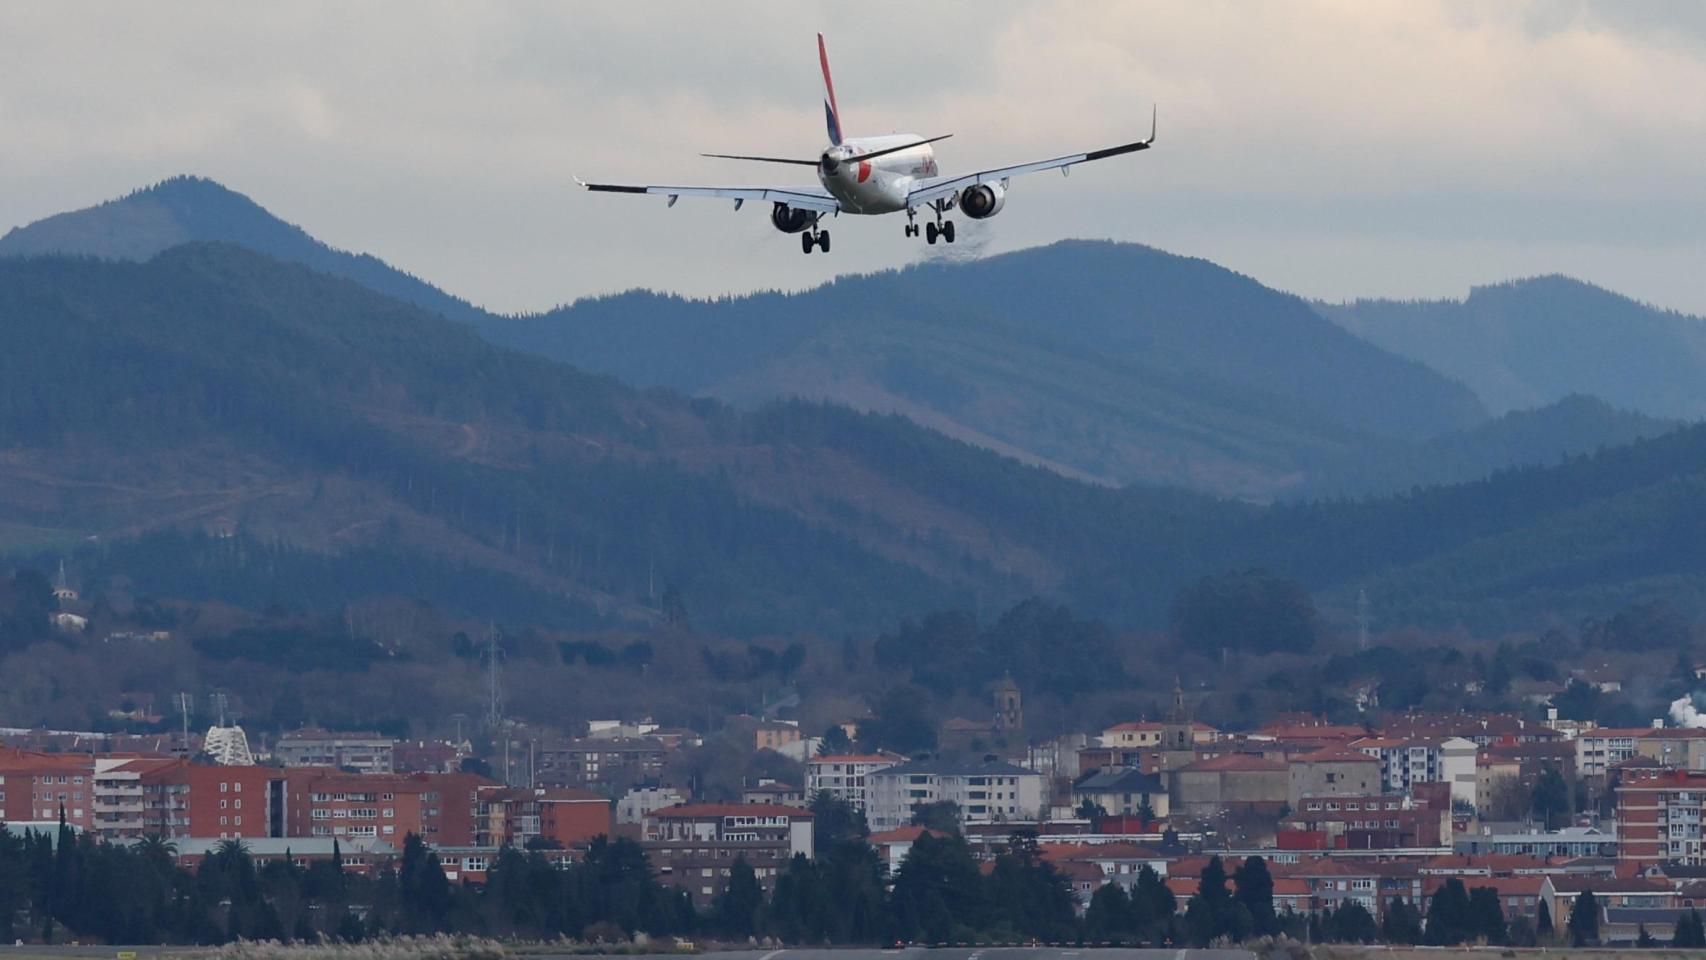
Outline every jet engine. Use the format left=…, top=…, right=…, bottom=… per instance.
left=958, top=183, right=1007, bottom=220
left=771, top=202, right=815, bottom=234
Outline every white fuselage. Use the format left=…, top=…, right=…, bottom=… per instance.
left=817, top=134, right=938, bottom=215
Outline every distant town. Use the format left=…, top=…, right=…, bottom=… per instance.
left=4, top=668, right=1706, bottom=948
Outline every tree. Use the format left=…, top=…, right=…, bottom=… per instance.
left=1085, top=882, right=1135, bottom=942
left=888, top=832, right=987, bottom=942
left=1636, top=924, right=1657, bottom=948
left=1171, top=568, right=1321, bottom=654
left=818, top=725, right=852, bottom=755
left=1673, top=908, right=1706, bottom=948
left=910, top=800, right=962, bottom=835
left=1184, top=856, right=1248, bottom=946
left=1424, top=878, right=1472, bottom=945
left=1567, top=890, right=1600, bottom=946
left=1232, top=856, right=1277, bottom=936
left=809, top=791, right=868, bottom=857
left=1536, top=898, right=1554, bottom=939
left=1323, top=901, right=1376, bottom=943
left=1076, top=798, right=1108, bottom=825
left=1531, top=764, right=1571, bottom=829
left=1466, top=885, right=1508, bottom=945
left=1382, top=897, right=1423, bottom=945
left=1132, top=865, right=1176, bottom=943
left=714, top=857, right=762, bottom=940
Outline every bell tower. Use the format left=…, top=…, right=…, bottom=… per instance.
left=994, top=675, right=1023, bottom=735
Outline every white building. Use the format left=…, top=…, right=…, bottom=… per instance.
left=273, top=729, right=394, bottom=774
left=806, top=752, right=904, bottom=811
left=1354, top=736, right=1478, bottom=806
left=1577, top=728, right=1654, bottom=778
left=617, top=785, right=686, bottom=824
left=866, top=757, right=1045, bottom=832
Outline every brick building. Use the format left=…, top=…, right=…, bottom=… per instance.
left=1616, top=768, right=1706, bottom=864
left=642, top=803, right=814, bottom=907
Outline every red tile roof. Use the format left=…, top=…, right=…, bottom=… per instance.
left=1293, top=746, right=1379, bottom=764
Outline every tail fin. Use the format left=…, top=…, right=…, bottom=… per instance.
left=818, top=33, right=843, bottom=145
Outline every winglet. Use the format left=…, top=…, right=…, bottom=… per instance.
left=818, top=33, right=843, bottom=146
left=1147, top=104, right=1157, bottom=145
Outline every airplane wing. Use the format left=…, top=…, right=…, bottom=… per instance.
left=906, top=110, right=1155, bottom=209
left=575, top=178, right=842, bottom=213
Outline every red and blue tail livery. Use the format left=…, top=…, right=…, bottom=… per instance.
left=577, top=34, right=1155, bottom=254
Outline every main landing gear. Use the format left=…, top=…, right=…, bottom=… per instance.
left=910, top=203, right=955, bottom=244
left=800, top=228, right=830, bottom=254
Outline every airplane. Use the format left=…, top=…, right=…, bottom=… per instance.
left=577, top=34, right=1156, bottom=254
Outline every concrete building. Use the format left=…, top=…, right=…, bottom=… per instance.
left=806, top=753, right=902, bottom=811
left=741, top=780, right=807, bottom=808
left=1578, top=728, right=1654, bottom=779
left=1354, top=736, right=1478, bottom=806
left=617, top=785, right=686, bottom=825
left=1636, top=728, right=1706, bottom=771
left=536, top=737, right=671, bottom=791
left=642, top=803, right=814, bottom=908
left=0, top=748, right=97, bottom=831
left=274, top=730, right=395, bottom=774
left=866, top=758, right=1045, bottom=832
left=1170, top=754, right=1287, bottom=819
left=1287, top=746, right=1380, bottom=809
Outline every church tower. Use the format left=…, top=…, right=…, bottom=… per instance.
left=1159, top=677, right=1196, bottom=771
left=994, top=675, right=1023, bottom=735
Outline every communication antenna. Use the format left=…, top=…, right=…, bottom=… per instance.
left=485, top=624, right=505, bottom=731
left=1357, top=589, right=1372, bottom=651
left=210, top=692, right=231, bottom=727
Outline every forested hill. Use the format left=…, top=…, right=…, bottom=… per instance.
left=477, top=241, right=1491, bottom=499
left=1321, top=276, right=1706, bottom=420
left=5, top=178, right=1679, bottom=504
left=0, top=176, right=485, bottom=325
left=0, top=244, right=1704, bottom=633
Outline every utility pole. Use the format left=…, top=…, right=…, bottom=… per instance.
left=176, top=692, right=192, bottom=755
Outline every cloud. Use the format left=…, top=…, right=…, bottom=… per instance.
left=0, top=1, right=1702, bottom=314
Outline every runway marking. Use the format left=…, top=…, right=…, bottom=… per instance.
left=759, top=951, right=785, bottom=960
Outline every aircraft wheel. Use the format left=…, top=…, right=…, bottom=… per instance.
left=943, top=221, right=956, bottom=244
left=818, top=230, right=831, bottom=252
left=801, top=231, right=814, bottom=255
left=925, top=222, right=939, bottom=244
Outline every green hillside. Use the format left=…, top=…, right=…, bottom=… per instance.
left=1322, top=276, right=1706, bottom=419
left=480, top=241, right=1490, bottom=499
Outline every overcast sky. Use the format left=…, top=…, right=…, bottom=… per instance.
left=3, top=1, right=1705, bottom=314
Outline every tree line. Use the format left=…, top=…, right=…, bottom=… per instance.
left=9, top=806, right=1704, bottom=948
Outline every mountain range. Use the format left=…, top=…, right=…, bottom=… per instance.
left=1, top=177, right=1704, bottom=635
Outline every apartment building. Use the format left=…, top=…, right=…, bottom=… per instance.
left=865, top=758, right=1045, bottom=832
left=1578, top=728, right=1655, bottom=779
left=1615, top=768, right=1706, bottom=864
left=536, top=737, right=671, bottom=791
left=285, top=770, right=489, bottom=846
left=1353, top=736, right=1478, bottom=805
left=274, top=730, right=395, bottom=774
left=91, top=758, right=285, bottom=842
left=805, top=752, right=903, bottom=811
left=1282, top=793, right=1449, bottom=849
left=642, top=803, right=814, bottom=908
left=480, top=786, right=612, bottom=848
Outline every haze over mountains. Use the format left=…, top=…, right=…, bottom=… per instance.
left=2, top=176, right=1704, bottom=635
